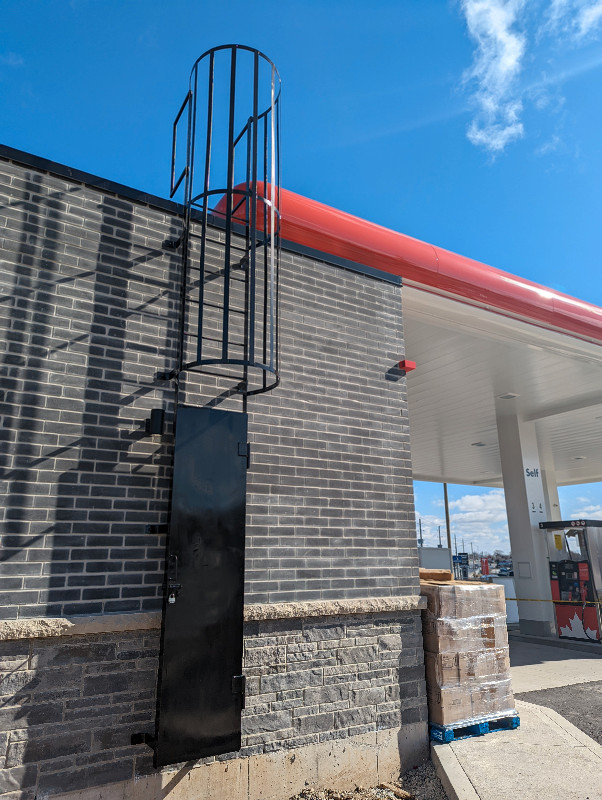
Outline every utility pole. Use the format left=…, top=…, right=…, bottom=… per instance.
left=443, top=482, right=453, bottom=571
left=438, top=526, right=443, bottom=548
left=418, top=518, right=424, bottom=548
left=453, top=534, right=458, bottom=578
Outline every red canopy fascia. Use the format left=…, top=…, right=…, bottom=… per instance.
left=216, top=186, right=602, bottom=344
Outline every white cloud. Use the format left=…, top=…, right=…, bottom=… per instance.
left=449, top=488, right=508, bottom=523
left=544, top=0, right=602, bottom=39
left=460, top=0, right=527, bottom=152
left=547, top=0, right=571, bottom=29
left=458, top=0, right=602, bottom=153
left=570, top=502, right=602, bottom=518
left=0, top=52, right=24, bottom=67
left=533, top=91, right=552, bottom=110
left=578, top=1, right=602, bottom=37
left=417, top=488, right=510, bottom=553
left=535, top=134, right=561, bottom=155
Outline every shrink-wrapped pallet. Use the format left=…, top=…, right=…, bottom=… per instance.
left=420, top=580, right=515, bottom=728
left=421, top=581, right=506, bottom=619
left=422, top=611, right=509, bottom=653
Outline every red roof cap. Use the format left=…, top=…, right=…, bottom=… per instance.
left=279, top=188, right=602, bottom=345
left=216, top=185, right=602, bottom=344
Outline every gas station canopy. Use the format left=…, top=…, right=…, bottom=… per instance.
left=278, top=188, right=602, bottom=489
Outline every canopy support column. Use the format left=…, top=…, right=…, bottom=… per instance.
left=496, top=406, right=556, bottom=636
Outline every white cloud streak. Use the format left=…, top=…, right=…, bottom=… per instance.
left=570, top=502, right=602, bottom=518
left=546, top=0, right=602, bottom=39
left=458, top=0, right=602, bottom=153
left=535, top=134, right=561, bottom=155
left=0, top=52, right=24, bottom=67
left=460, top=0, right=527, bottom=152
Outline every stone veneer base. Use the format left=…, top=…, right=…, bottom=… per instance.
left=50, top=726, right=428, bottom=800
left=0, top=607, right=429, bottom=798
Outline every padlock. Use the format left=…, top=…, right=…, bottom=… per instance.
left=168, top=593, right=176, bottom=604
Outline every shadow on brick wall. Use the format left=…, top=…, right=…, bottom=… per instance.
left=0, top=169, right=197, bottom=793
left=0, top=173, right=185, bottom=619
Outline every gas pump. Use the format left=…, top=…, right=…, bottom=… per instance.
left=539, top=520, right=602, bottom=642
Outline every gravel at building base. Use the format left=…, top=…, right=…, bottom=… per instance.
left=288, top=762, right=449, bottom=800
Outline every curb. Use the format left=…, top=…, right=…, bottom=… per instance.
left=430, top=743, right=479, bottom=800
left=508, top=631, right=602, bottom=657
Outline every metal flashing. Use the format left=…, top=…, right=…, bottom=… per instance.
left=0, top=144, right=396, bottom=286
left=0, top=143, right=184, bottom=216
left=207, top=211, right=402, bottom=285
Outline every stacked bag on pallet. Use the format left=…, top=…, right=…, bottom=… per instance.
left=420, top=574, right=516, bottom=727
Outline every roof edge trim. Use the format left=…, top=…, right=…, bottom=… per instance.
left=278, top=187, right=602, bottom=345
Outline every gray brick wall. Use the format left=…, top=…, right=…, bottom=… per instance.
left=0, top=152, right=419, bottom=618
left=0, top=149, right=427, bottom=797
left=0, top=611, right=427, bottom=797
left=243, top=250, right=417, bottom=603
left=0, top=158, right=179, bottom=619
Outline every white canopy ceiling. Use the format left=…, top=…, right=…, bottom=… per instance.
left=403, top=285, right=602, bottom=487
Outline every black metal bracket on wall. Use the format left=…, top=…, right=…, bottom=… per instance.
left=144, top=408, right=165, bottom=436
left=162, top=235, right=183, bottom=250
left=238, top=441, right=251, bottom=469
left=145, top=524, right=169, bottom=535
left=130, top=732, right=155, bottom=750
left=232, top=674, right=246, bottom=709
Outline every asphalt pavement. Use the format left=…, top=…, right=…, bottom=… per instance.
left=516, top=679, right=602, bottom=744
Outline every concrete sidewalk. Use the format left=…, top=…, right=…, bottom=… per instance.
left=431, top=638, right=602, bottom=800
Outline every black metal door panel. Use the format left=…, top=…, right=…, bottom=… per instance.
left=155, top=406, right=248, bottom=768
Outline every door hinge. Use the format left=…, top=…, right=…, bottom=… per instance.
left=238, top=442, right=251, bottom=468
left=232, top=674, right=246, bottom=709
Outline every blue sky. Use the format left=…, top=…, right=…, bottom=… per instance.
left=2, top=0, right=602, bottom=554
left=414, top=481, right=602, bottom=555
left=2, top=1, right=601, bottom=301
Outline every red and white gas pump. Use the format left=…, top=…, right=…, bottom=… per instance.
left=539, top=520, right=602, bottom=642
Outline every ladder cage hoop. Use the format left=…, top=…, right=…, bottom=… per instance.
left=170, top=44, right=281, bottom=397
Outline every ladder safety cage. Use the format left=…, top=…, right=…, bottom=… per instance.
left=169, top=44, right=281, bottom=401
left=170, top=90, right=192, bottom=198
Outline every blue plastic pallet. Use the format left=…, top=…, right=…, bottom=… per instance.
left=429, top=714, right=520, bottom=743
